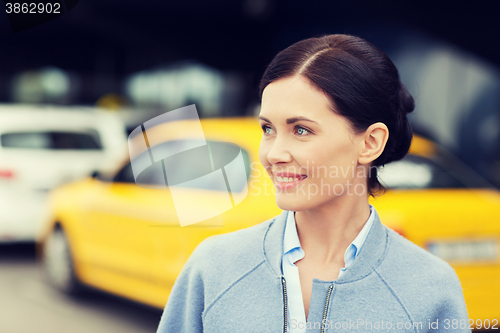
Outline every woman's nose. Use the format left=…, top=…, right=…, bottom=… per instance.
left=266, top=136, right=293, bottom=165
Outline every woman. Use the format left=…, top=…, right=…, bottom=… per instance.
left=157, top=34, right=469, bottom=332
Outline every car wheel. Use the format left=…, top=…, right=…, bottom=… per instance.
left=42, top=227, right=83, bottom=295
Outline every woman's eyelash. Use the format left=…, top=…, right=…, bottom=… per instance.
left=260, top=124, right=313, bottom=135
left=261, top=124, right=272, bottom=134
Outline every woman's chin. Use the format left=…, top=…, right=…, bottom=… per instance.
left=275, top=193, right=317, bottom=212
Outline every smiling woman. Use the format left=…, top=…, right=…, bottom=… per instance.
left=157, top=34, right=470, bottom=333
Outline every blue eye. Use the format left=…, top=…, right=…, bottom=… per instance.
left=296, top=126, right=310, bottom=135
left=262, top=125, right=274, bottom=135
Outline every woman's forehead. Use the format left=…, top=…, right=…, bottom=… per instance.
left=260, top=77, right=334, bottom=120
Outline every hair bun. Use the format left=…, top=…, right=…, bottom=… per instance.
left=379, top=83, right=414, bottom=165
left=398, top=84, right=415, bottom=115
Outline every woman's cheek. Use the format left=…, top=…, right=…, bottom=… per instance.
left=258, top=141, right=270, bottom=167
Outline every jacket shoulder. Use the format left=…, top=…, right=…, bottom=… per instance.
left=188, top=215, right=278, bottom=279
left=384, top=227, right=454, bottom=273
left=377, top=227, right=468, bottom=320
left=157, top=216, right=279, bottom=333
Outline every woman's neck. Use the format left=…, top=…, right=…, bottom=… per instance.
left=294, top=193, right=371, bottom=266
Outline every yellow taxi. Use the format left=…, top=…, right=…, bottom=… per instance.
left=37, top=117, right=500, bottom=325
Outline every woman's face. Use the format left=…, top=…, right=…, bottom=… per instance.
left=258, top=75, right=367, bottom=211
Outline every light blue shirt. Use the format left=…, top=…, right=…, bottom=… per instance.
left=282, top=205, right=376, bottom=332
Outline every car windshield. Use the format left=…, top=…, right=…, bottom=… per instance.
left=0, top=130, right=102, bottom=150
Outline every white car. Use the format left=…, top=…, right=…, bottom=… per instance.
left=0, top=104, right=128, bottom=242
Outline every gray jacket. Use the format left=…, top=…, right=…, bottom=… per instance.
left=157, top=209, right=469, bottom=332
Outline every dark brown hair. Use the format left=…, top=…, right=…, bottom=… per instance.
left=259, top=34, right=414, bottom=196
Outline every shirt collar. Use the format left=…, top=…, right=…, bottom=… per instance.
left=344, top=204, right=375, bottom=268
left=264, top=207, right=388, bottom=281
left=282, top=205, right=376, bottom=267
left=283, top=210, right=301, bottom=255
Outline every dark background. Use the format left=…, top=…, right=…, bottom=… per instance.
left=2, top=0, right=500, bottom=104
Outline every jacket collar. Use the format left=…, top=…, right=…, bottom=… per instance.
left=262, top=209, right=389, bottom=283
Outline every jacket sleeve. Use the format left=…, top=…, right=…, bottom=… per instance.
left=156, top=237, right=215, bottom=333
left=432, top=264, right=471, bottom=333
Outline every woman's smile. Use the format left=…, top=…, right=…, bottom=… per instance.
left=273, top=172, right=308, bottom=189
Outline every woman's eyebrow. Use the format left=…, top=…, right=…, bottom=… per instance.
left=258, top=116, right=318, bottom=125
left=285, top=116, right=318, bottom=125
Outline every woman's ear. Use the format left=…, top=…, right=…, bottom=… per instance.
left=358, top=122, right=389, bottom=165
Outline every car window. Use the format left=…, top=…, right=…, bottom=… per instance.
left=113, top=140, right=251, bottom=192
left=112, top=161, right=136, bottom=183
left=378, top=154, right=490, bottom=189
left=0, top=130, right=102, bottom=150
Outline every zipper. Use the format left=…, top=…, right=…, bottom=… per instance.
left=281, top=276, right=288, bottom=333
left=320, top=284, right=334, bottom=333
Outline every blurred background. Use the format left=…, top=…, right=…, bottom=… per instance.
left=1, top=1, right=500, bottom=332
